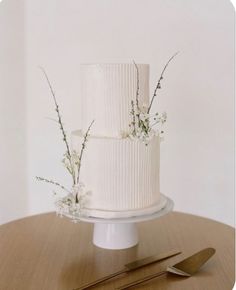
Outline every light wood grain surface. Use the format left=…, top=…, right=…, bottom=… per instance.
left=0, top=212, right=234, bottom=290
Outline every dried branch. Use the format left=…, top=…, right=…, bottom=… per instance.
left=36, top=176, right=71, bottom=193
left=130, top=100, right=136, bottom=136
left=133, top=61, right=142, bottom=128
left=39, top=67, right=71, bottom=157
left=39, top=67, right=76, bottom=185
left=77, top=120, right=95, bottom=185
left=133, top=60, right=140, bottom=110
left=148, top=52, right=179, bottom=113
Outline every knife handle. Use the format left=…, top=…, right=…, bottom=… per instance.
left=73, top=268, right=126, bottom=290
left=125, top=249, right=181, bottom=271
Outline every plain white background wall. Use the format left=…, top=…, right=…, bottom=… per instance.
left=0, top=0, right=28, bottom=224
left=0, top=0, right=234, bottom=226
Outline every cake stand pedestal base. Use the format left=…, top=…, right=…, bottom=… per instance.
left=78, top=194, right=174, bottom=250
left=93, top=222, right=138, bottom=249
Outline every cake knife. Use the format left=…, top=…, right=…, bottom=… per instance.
left=73, top=249, right=181, bottom=290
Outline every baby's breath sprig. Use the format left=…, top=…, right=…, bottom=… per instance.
left=128, top=53, right=178, bottom=143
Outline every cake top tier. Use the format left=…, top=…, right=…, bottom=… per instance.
left=81, top=63, right=149, bottom=138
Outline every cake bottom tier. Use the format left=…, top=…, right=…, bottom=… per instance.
left=72, top=131, right=161, bottom=218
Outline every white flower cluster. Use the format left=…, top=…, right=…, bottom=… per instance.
left=55, top=183, right=89, bottom=222
left=128, top=101, right=167, bottom=145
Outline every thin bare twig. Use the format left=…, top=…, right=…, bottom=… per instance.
left=148, top=52, right=179, bottom=113
left=130, top=100, right=136, bottom=136
left=39, top=67, right=76, bottom=185
left=133, top=60, right=140, bottom=110
left=39, top=67, right=71, bottom=157
left=36, top=176, right=71, bottom=193
left=77, top=120, right=95, bottom=185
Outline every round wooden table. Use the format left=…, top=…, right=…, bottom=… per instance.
left=0, top=212, right=234, bottom=290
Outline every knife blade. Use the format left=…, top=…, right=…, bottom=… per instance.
left=73, top=249, right=181, bottom=290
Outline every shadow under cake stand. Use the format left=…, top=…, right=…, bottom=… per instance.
left=68, top=194, right=174, bottom=250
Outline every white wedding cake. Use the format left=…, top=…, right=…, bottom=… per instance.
left=72, top=64, right=167, bottom=218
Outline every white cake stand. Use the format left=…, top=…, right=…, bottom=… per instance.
left=77, top=194, right=174, bottom=250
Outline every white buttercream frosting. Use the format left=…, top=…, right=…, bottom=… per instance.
left=74, top=63, right=162, bottom=219
left=80, top=63, right=149, bottom=137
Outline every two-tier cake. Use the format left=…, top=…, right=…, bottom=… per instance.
left=72, top=64, right=167, bottom=218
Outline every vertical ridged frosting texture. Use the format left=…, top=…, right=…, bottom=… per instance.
left=81, top=63, right=149, bottom=137
left=72, top=132, right=160, bottom=213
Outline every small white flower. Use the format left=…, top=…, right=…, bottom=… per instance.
left=160, top=112, right=167, bottom=123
